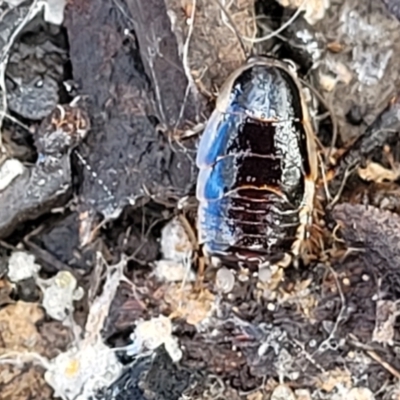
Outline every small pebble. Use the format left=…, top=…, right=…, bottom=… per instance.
left=271, top=384, right=296, bottom=400
left=0, top=159, right=25, bottom=191
left=295, top=389, right=312, bottom=400
left=348, top=387, right=375, bottom=400
left=216, top=267, right=235, bottom=293
left=267, top=302, right=276, bottom=311
left=258, top=267, right=272, bottom=283
left=308, top=339, right=317, bottom=348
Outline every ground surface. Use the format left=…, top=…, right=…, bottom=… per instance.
left=1, top=1, right=400, bottom=399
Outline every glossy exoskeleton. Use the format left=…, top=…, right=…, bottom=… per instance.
left=196, top=56, right=318, bottom=270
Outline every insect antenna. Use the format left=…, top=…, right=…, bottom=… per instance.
left=213, top=0, right=256, bottom=60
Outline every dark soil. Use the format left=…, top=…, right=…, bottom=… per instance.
left=2, top=1, right=400, bottom=400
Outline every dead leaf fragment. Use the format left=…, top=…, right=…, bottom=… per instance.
left=358, top=161, right=400, bottom=183
left=0, top=279, right=13, bottom=307
left=247, top=391, right=264, bottom=400
left=317, top=368, right=352, bottom=392
left=372, top=299, right=398, bottom=345
left=295, top=389, right=312, bottom=400
left=347, top=387, right=375, bottom=400
left=0, top=302, right=44, bottom=352
left=0, top=302, right=53, bottom=400
left=165, top=0, right=256, bottom=89
left=165, top=283, right=215, bottom=326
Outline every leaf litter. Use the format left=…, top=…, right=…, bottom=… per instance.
left=2, top=0, right=400, bottom=399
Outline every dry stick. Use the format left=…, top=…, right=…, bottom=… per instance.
left=318, top=151, right=333, bottom=202
left=168, top=0, right=198, bottom=167
left=328, top=166, right=355, bottom=208
left=349, top=333, right=400, bottom=380
left=178, top=213, right=205, bottom=290
left=0, top=351, right=51, bottom=369
left=214, top=0, right=249, bottom=59
left=240, top=0, right=308, bottom=44
left=291, top=338, right=326, bottom=374
left=0, top=110, right=30, bottom=131
left=314, top=265, right=346, bottom=355
left=174, top=0, right=197, bottom=133
left=298, top=77, right=339, bottom=164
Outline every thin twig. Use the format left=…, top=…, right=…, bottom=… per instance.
left=174, top=0, right=197, bottom=132
left=298, top=77, right=339, bottom=164
left=349, top=333, right=400, bottom=380
left=241, top=0, right=308, bottom=44
left=0, top=351, right=51, bottom=371
left=318, top=151, right=332, bottom=202
left=315, top=265, right=346, bottom=354
left=214, top=0, right=249, bottom=59
left=328, top=166, right=355, bottom=208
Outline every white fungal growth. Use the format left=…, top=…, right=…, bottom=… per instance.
left=44, top=341, right=122, bottom=400
left=127, top=315, right=183, bottom=362
left=160, top=216, right=193, bottom=262
left=153, top=216, right=195, bottom=283
left=37, top=270, right=84, bottom=322
left=7, top=251, right=41, bottom=282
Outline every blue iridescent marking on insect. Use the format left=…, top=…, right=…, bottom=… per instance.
left=196, top=56, right=317, bottom=268
left=196, top=104, right=243, bottom=167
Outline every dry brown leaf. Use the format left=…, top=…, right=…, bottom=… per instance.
left=295, top=389, right=312, bottom=400
left=358, top=161, right=400, bottom=183
left=319, top=72, right=337, bottom=92
left=246, top=391, right=264, bottom=400
left=277, top=279, right=318, bottom=319
left=0, top=302, right=51, bottom=400
left=256, top=266, right=285, bottom=300
left=316, top=368, right=352, bottom=392
left=372, top=299, right=398, bottom=345
left=165, top=0, right=256, bottom=90
left=164, top=283, right=215, bottom=325
left=0, top=279, right=13, bottom=307
left=0, top=366, right=53, bottom=400
left=0, top=302, right=44, bottom=353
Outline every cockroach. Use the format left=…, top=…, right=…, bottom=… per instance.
left=196, top=55, right=318, bottom=271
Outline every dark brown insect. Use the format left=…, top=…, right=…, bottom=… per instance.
left=196, top=56, right=318, bottom=271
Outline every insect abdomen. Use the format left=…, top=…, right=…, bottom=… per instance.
left=196, top=58, right=316, bottom=268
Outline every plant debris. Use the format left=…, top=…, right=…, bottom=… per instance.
left=3, top=0, right=400, bottom=399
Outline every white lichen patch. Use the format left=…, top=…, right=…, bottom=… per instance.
left=160, top=216, right=193, bottom=262
left=153, top=259, right=196, bottom=282
left=127, top=315, right=182, bottom=362
left=44, top=340, right=122, bottom=400
left=37, top=270, right=84, bottom=322
left=43, top=259, right=128, bottom=399
left=154, top=216, right=195, bottom=283
left=7, top=251, right=41, bottom=282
